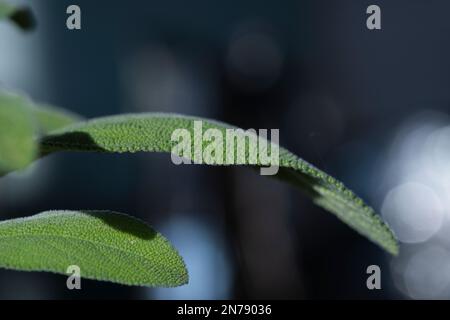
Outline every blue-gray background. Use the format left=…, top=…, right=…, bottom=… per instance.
left=1, top=0, right=449, bottom=299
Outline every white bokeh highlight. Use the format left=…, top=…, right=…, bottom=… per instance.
left=381, top=112, right=450, bottom=299
left=382, top=182, right=444, bottom=243
left=404, top=246, right=450, bottom=299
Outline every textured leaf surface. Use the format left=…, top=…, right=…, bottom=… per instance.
left=0, top=210, right=188, bottom=287
left=0, top=1, right=34, bottom=30
left=40, top=113, right=399, bottom=255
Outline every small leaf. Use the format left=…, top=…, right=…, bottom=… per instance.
left=0, top=92, right=37, bottom=175
left=0, top=1, right=35, bottom=30
left=40, top=113, right=399, bottom=255
left=0, top=210, right=188, bottom=287
left=0, top=91, right=81, bottom=176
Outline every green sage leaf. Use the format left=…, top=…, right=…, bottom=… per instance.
left=0, top=210, right=188, bottom=287
left=0, top=91, right=81, bottom=176
left=40, top=113, right=399, bottom=255
left=0, top=92, right=37, bottom=175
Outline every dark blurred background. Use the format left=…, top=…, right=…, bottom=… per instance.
left=1, top=0, right=450, bottom=299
